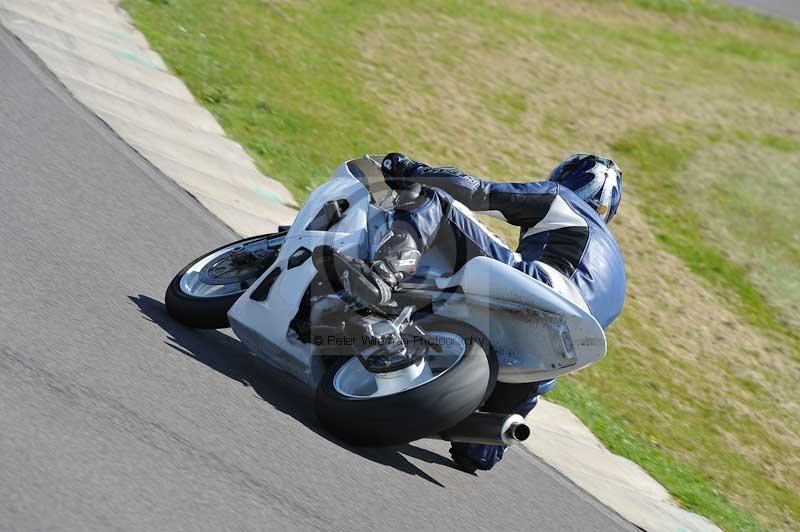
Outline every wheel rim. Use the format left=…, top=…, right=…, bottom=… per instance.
left=332, top=331, right=466, bottom=398
left=179, top=236, right=281, bottom=298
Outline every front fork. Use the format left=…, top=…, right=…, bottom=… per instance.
left=350, top=306, right=434, bottom=374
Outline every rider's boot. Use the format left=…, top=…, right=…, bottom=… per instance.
left=450, top=380, right=557, bottom=473
left=450, top=442, right=506, bottom=474
left=311, top=245, right=393, bottom=308
left=312, top=225, right=421, bottom=308
left=370, top=230, right=422, bottom=286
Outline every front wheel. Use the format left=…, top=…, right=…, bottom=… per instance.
left=165, top=232, right=284, bottom=329
left=315, top=317, right=496, bottom=446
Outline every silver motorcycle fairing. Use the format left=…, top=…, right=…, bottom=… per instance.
left=429, top=256, right=605, bottom=382
left=227, top=156, right=606, bottom=388
left=228, top=166, right=372, bottom=386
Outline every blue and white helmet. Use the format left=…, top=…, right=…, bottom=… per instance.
left=548, top=153, right=623, bottom=223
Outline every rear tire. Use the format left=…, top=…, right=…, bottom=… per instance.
left=165, top=233, right=281, bottom=329
left=316, top=317, right=496, bottom=446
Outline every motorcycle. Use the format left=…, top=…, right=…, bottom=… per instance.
left=165, top=155, right=606, bottom=448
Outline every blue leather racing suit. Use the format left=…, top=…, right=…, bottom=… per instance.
left=387, top=162, right=627, bottom=470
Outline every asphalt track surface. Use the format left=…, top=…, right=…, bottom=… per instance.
left=727, top=0, right=800, bottom=21
left=0, top=27, right=641, bottom=532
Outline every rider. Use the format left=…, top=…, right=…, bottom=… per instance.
left=332, top=152, right=626, bottom=472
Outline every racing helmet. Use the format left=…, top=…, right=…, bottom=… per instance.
left=548, top=153, right=622, bottom=223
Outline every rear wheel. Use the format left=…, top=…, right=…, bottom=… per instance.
left=165, top=232, right=284, bottom=329
left=316, top=317, right=496, bottom=446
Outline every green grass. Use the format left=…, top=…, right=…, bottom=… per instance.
left=550, top=379, right=764, bottom=531
left=760, top=134, right=800, bottom=153
left=612, top=126, right=800, bottom=343
left=123, top=0, right=800, bottom=529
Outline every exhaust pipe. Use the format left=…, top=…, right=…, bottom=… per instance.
left=440, top=412, right=531, bottom=446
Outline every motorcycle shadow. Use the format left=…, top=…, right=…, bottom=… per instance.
left=129, top=294, right=462, bottom=487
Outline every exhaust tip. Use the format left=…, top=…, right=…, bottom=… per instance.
left=511, top=423, right=531, bottom=442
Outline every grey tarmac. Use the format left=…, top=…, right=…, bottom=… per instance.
left=727, top=0, right=800, bottom=21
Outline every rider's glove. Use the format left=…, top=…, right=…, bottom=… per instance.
left=381, top=153, right=486, bottom=209
left=381, top=153, right=425, bottom=190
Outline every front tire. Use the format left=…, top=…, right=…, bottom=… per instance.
left=315, top=317, right=496, bottom=446
left=165, top=233, right=282, bottom=329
